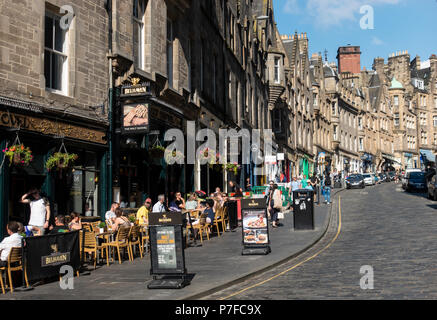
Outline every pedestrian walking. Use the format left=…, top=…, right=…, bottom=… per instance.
left=267, top=184, right=282, bottom=228
left=323, top=173, right=332, bottom=204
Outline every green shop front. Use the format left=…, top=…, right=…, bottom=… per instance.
left=0, top=97, right=109, bottom=238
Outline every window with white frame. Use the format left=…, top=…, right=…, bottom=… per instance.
left=274, top=57, right=280, bottom=83
left=44, top=10, right=69, bottom=94
left=394, top=113, right=399, bottom=126
left=433, top=115, right=437, bottom=127
left=420, top=112, right=427, bottom=126
left=394, top=95, right=399, bottom=106
left=333, top=125, right=338, bottom=140
left=166, top=18, right=174, bottom=88
left=359, top=137, right=363, bottom=151
left=434, top=97, right=437, bottom=109
left=133, top=0, right=147, bottom=70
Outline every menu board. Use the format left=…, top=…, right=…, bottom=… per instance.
left=148, top=212, right=186, bottom=275
left=242, top=209, right=269, bottom=245
left=156, top=226, right=177, bottom=270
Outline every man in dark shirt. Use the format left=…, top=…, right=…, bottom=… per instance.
left=310, top=174, right=320, bottom=204
left=229, top=181, right=243, bottom=197
left=49, top=215, right=69, bottom=234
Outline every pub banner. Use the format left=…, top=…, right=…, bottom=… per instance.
left=24, top=230, right=80, bottom=282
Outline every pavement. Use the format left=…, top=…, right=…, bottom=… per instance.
left=0, top=191, right=339, bottom=300
left=205, top=182, right=437, bottom=299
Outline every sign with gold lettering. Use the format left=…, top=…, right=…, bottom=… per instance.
left=121, top=81, right=151, bottom=97
left=0, top=110, right=106, bottom=144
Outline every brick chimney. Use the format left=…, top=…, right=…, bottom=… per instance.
left=337, top=46, right=361, bottom=74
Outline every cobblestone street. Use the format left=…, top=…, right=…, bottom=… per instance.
left=205, top=183, right=437, bottom=299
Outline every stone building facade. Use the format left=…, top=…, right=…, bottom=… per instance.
left=0, top=0, right=111, bottom=237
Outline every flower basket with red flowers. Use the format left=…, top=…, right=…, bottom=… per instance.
left=3, top=144, right=33, bottom=167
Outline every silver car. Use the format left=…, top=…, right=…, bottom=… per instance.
left=362, top=173, right=376, bottom=186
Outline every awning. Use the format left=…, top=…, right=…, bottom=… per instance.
left=420, top=149, right=435, bottom=163
left=382, top=153, right=401, bottom=164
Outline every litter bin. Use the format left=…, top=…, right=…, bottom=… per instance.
left=226, top=200, right=238, bottom=230
left=292, top=189, right=314, bottom=230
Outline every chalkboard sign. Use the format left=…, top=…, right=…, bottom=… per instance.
left=148, top=212, right=186, bottom=275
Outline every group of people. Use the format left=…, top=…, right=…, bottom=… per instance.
left=0, top=188, right=84, bottom=266
left=287, top=173, right=333, bottom=204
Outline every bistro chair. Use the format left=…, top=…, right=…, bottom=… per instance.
left=0, top=247, right=29, bottom=294
left=83, top=229, right=106, bottom=269
left=215, top=207, right=227, bottom=234
left=140, top=225, right=149, bottom=254
left=90, top=221, right=100, bottom=232
left=129, top=225, right=143, bottom=259
left=187, top=213, right=209, bottom=243
left=204, top=210, right=222, bottom=237
left=103, top=226, right=132, bottom=265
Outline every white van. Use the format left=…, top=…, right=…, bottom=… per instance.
left=402, top=168, right=422, bottom=189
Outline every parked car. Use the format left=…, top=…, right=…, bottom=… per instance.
left=404, top=171, right=426, bottom=192
left=427, top=175, right=437, bottom=200
left=346, top=174, right=365, bottom=189
left=362, top=173, right=376, bottom=186
left=402, top=168, right=422, bottom=189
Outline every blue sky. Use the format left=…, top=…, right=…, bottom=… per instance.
left=273, top=0, right=437, bottom=70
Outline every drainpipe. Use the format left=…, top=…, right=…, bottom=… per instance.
left=106, top=0, right=113, bottom=209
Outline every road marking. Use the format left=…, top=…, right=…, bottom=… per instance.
left=219, top=197, right=343, bottom=300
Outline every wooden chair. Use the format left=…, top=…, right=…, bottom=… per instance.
left=103, top=226, right=132, bottom=265
left=187, top=213, right=209, bottom=243
left=140, top=226, right=149, bottom=254
left=205, top=210, right=222, bottom=237
left=82, top=223, right=93, bottom=232
left=83, top=229, right=106, bottom=269
left=215, top=207, right=227, bottom=234
left=0, top=247, right=29, bottom=294
left=129, top=225, right=143, bottom=259
left=90, top=221, right=100, bottom=232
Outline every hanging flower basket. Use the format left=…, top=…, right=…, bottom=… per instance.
left=222, top=163, right=241, bottom=175
left=45, top=152, right=78, bottom=172
left=148, top=145, right=165, bottom=159
left=198, top=147, right=217, bottom=165
left=3, top=144, right=33, bottom=167
left=164, top=149, right=185, bottom=164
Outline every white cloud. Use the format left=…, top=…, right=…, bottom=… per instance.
left=372, top=36, right=384, bottom=45
left=282, top=0, right=402, bottom=28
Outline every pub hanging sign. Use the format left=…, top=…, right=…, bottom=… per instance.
left=122, top=103, right=150, bottom=134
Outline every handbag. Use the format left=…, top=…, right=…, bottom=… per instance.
left=277, top=211, right=284, bottom=219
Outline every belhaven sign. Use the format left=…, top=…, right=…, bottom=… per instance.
left=24, top=231, right=80, bottom=282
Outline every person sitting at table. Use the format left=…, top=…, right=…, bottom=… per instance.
left=105, top=202, right=119, bottom=228
left=192, top=199, right=215, bottom=226
left=68, top=212, right=82, bottom=231
left=174, top=192, right=185, bottom=211
left=111, top=208, right=130, bottom=233
left=185, top=194, right=198, bottom=211
left=49, top=215, right=69, bottom=234
left=0, top=221, right=23, bottom=267
left=136, top=198, right=152, bottom=225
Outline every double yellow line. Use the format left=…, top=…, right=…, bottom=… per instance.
left=220, top=197, right=342, bottom=300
